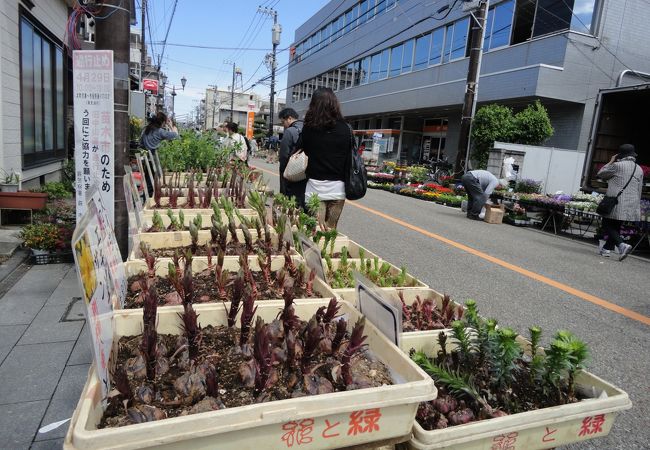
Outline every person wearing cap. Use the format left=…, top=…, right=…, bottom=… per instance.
left=596, top=144, right=643, bottom=260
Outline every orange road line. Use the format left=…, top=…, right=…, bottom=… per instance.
left=252, top=164, right=650, bottom=326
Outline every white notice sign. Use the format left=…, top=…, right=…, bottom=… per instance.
left=73, top=50, right=115, bottom=224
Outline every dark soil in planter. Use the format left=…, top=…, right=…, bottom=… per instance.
left=400, top=294, right=463, bottom=332
left=150, top=242, right=282, bottom=258
left=125, top=269, right=323, bottom=308
left=100, top=319, right=393, bottom=428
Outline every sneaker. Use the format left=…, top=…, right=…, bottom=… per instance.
left=618, top=243, right=632, bottom=261
left=599, top=249, right=611, bottom=257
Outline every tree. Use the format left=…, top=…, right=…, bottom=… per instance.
left=512, top=100, right=554, bottom=145
left=470, top=104, right=515, bottom=169
left=253, top=116, right=268, bottom=140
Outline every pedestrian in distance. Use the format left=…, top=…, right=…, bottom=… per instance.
left=301, top=87, right=351, bottom=230
left=140, top=112, right=178, bottom=195
left=460, top=169, right=499, bottom=221
left=223, top=121, right=248, bottom=163
left=278, top=108, right=307, bottom=209
left=596, top=144, right=643, bottom=260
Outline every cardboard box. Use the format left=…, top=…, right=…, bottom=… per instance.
left=484, top=204, right=505, bottom=224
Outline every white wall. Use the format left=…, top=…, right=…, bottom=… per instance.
left=0, top=0, right=68, bottom=184
left=491, top=142, right=586, bottom=194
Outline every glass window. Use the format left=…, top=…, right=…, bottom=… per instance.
left=359, top=0, right=369, bottom=25
left=386, top=0, right=397, bottom=10
left=367, top=0, right=376, bottom=21
left=533, top=0, right=572, bottom=37
left=489, top=0, right=514, bottom=49
left=345, top=63, right=355, bottom=88
left=401, top=39, right=414, bottom=73
left=20, top=15, right=65, bottom=166
left=413, top=33, right=430, bottom=70
left=389, top=44, right=403, bottom=77
left=359, top=57, right=370, bottom=84
left=369, top=52, right=381, bottom=82
left=570, top=0, right=597, bottom=33
left=443, top=17, right=469, bottom=62
left=376, top=0, right=386, bottom=16
left=336, top=16, right=344, bottom=39
left=379, top=48, right=390, bottom=79
left=313, top=30, right=321, bottom=51
left=429, top=27, right=444, bottom=65
left=331, top=17, right=340, bottom=41
left=353, top=60, right=362, bottom=86
left=344, top=9, right=354, bottom=34
left=483, top=6, right=495, bottom=51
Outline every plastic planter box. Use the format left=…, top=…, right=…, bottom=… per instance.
left=145, top=197, right=251, bottom=210
left=142, top=208, right=256, bottom=218
left=64, top=300, right=437, bottom=450
left=122, top=257, right=337, bottom=309
left=406, top=334, right=632, bottom=450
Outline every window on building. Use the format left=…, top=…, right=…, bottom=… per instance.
left=413, top=33, right=430, bottom=70
left=442, top=17, right=469, bottom=63
left=429, top=27, right=444, bottom=65
left=344, top=6, right=359, bottom=34
left=379, top=48, right=390, bottom=79
left=570, top=0, right=598, bottom=33
left=359, top=57, right=370, bottom=84
left=367, top=0, right=377, bottom=21
left=533, top=0, right=573, bottom=37
left=484, top=0, right=514, bottom=51
left=389, top=43, right=403, bottom=77
left=320, top=24, right=330, bottom=47
left=511, top=0, right=536, bottom=44
left=369, top=52, right=381, bottom=82
left=314, top=30, right=322, bottom=51
left=20, top=14, right=66, bottom=167
left=331, top=17, right=341, bottom=41
left=345, top=63, right=355, bottom=88
left=359, top=0, right=369, bottom=25
left=376, top=0, right=386, bottom=16
left=386, top=0, right=397, bottom=10
left=401, top=38, right=414, bottom=73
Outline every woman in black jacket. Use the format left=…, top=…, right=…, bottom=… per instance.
left=301, top=88, right=351, bottom=230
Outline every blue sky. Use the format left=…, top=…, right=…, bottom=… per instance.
left=139, top=0, right=330, bottom=120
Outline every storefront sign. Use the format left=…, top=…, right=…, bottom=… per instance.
left=73, top=50, right=115, bottom=225
left=143, top=78, right=158, bottom=95
left=71, top=191, right=126, bottom=405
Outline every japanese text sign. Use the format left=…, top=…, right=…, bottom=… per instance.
left=73, top=50, right=115, bottom=225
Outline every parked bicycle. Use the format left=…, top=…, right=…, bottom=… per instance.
left=425, top=158, right=454, bottom=183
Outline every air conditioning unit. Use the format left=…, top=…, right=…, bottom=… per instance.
left=462, top=0, right=481, bottom=12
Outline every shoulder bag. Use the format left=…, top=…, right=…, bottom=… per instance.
left=344, top=124, right=367, bottom=200
left=596, top=166, right=637, bottom=216
left=282, top=124, right=308, bottom=182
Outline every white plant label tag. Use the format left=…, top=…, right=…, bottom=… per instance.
left=355, top=273, right=402, bottom=347
left=298, top=233, right=326, bottom=282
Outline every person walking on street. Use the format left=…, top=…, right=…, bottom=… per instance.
left=597, top=144, right=643, bottom=260
left=223, top=122, right=248, bottom=163
left=278, top=108, right=306, bottom=208
left=460, top=169, right=499, bottom=221
left=301, top=88, right=351, bottom=230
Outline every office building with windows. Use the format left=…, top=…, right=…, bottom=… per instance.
left=286, top=0, right=650, bottom=166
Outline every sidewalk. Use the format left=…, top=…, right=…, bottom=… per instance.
left=0, top=261, right=90, bottom=449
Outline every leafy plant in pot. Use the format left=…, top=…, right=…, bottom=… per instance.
left=20, top=223, right=67, bottom=262
left=0, top=169, right=20, bottom=192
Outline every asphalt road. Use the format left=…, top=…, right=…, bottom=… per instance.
left=253, top=159, right=649, bottom=450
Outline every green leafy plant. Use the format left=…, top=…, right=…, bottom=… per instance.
left=512, top=100, right=554, bottom=145
left=470, top=104, right=515, bottom=169
left=33, top=181, right=73, bottom=200
left=21, top=223, right=61, bottom=251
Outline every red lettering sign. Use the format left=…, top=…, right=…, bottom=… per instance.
left=578, top=414, right=606, bottom=437
left=143, top=79, right=158, bottom=95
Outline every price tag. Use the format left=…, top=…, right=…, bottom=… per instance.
left=355, top=273, right=402, bottom=347
left=297, top=233, right=325, bottom=282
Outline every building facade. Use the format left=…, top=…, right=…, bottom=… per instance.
left=0, top=0, right=71, bottom=188
left=286, top=0, right=650, bottom=166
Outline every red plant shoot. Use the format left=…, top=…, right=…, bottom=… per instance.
left=341, top=317, right=367, bottom=386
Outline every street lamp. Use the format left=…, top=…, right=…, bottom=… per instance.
left=181, top=75, right=187, bottom=90
left=171, top=86, right=177, bottom=118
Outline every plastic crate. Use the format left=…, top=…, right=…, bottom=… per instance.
left=31, top=251, right=73, bottom=265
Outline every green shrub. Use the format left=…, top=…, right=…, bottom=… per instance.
left=158, top=131, right=230, bottom=171
left=34, top=181, right=73, bottom=200
left=471, top=104, right=515, bottom=169
left=512, top=100, right=554, bottom=145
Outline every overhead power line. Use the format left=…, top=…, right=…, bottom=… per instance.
left=157, top=0, right=179, bottom=69
left=152, top=42, right=272, bottom=51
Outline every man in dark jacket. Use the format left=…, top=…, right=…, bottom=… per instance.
left=278, top=108, right=306, bottom=208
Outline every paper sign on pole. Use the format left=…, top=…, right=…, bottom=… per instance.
left=246, top=111, right=255, bottom=140
left=297, top=233, right=326, bottom=282
left=71, top=192, right=126, bottom=406
left=355, top=273, right=402, bottom=347
left=73, top=50, right=115, bottom=225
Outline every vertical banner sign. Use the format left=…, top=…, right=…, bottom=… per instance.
left=246, top=111, right=255, bottom=140
left=71, top=193, right=126, bottom=406
left=73, top=50, right=115, bottom=225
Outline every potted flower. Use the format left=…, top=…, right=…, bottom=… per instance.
left=20, top=223, right=61, bottom=264
left=0, top=169, right=20, bottom=192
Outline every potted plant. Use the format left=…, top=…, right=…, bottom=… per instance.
left=20, top=223, right=60, bottom=263
left=0, top=169, right=20, bottom=192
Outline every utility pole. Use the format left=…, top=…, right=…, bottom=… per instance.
left=139, top=0, right=146, bottom=91
left=223, top=60, right=236, bottom=122
left=208, top=84, right=218, bottom=129
left=95, top=0, right=130, bottom=260
left=454, top=0, right=489, bottom=174
left=260, top=7, right=281, bottom=138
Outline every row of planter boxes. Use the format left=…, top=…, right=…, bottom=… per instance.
left=64, top=179, right=631, bottom=450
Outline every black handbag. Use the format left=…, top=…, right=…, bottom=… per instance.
left=344, top=124, right=367, bottom=201
left=596, top=168, right=636, bottom=216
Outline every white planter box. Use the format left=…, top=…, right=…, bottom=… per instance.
left=318, top=237, right=380, bottom=260
left=64, top=300, right=437, bottom=450
left=326, top=258, right=428, bottom=289
left=405, top=335, right=632, bottom=450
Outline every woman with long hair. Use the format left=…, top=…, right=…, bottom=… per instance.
left=141, top=112, right=178, bottom=154
left=301, top=88, right=351, bottom=229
